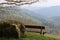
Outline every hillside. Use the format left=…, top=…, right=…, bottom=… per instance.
left=0, top=7, right=41, bottom=25
left=0, top=6, right=60, bottom=36
left=26, top=6, right=60, bottom=17
left=48, top=16, right=60, bottom=29
left=20, top=6, right=60, bottom=35
left=22, top=6, right=60, bottom=29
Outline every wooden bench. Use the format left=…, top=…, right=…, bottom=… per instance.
left=0, top=21, right=45, bottom=38
left=25, top=25, right=45, bottom=35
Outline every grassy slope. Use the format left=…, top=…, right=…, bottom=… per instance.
left=45, top=34, right=60, bottom=39
left=0, top=32, right=60, bottom=40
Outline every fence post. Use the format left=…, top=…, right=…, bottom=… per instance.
left=40, top=26, right=43, bottom=35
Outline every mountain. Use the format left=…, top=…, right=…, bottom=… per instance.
left=25, top=6, right=60, bottom=17
left=15, top=6, right=57, bottom=28
left=23, top=6, right=60, bottom=28
left=50, top=16, right=60, bottom=21
left=0, top=7, right=41, bottom=25
left=48, top=16, right=60, bottom=29
left=36, top=6, right=60, bottom=17
left=0, top=6, right=60, bottom=35
left=22, top=6, right=60, bottom=35
left=16, top=6, right=60, bottom=35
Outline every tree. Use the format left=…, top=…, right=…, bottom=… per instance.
left=0, top=0, right=39, bottom=6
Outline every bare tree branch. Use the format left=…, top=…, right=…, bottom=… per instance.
left=0, top=0, right=39, bottom=6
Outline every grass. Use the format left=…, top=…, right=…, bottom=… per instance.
left=0, top=32, right=60, bottom=40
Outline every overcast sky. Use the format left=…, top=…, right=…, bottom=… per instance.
left=0, top=0, right=60, bottom=8
left=30, top=0, right=60, bottom=8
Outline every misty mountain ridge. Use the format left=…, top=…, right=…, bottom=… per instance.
left=0, top=6, right=60, bottom=35
left=23, top=6, right=60, bottom=27
left=21, top=6, right=60, bottom=35
left=0, top=7, right=41, bottom=25
left=0, top=6, right=60, bottom=28
left=23, top=6, right=60, bottom=17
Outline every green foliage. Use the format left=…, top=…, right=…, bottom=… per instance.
left=0, top=22, right=18, bottom=38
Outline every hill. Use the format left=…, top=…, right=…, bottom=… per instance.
left=26, top=6, right=60, bottom=17
left=48, top=16, right=60, bottom=29
left=21, top=6, right=60, bottom=35
left=0, top=7, right=41, bottom=25
left=0, top=6, right=60, bottom=35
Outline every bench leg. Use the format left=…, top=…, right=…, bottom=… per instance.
left=20, top=31, right=25, bottom=37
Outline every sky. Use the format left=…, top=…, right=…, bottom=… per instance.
left=0, top=0, right=60, bottom=8
left=0, top=0, right=60, bottom=17
left=29, top=0, right=60, bottom=8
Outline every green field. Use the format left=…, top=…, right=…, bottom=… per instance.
left=0, top=32, right=60, bottom=40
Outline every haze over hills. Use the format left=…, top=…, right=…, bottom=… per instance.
left=0, top=6, right=60, bottom=28
left=24, top=6, right=60, bottom=17
left=0, top=6, right=60, bottom=35
left=16, top=6, right=60, bottom=35
left=48, top=16, right=60, bottom=29
left=20, top=6, right=60, bottom=35
left=22, top=6, right=60, bottom=28
left=0, top=7, right=41, bottom=25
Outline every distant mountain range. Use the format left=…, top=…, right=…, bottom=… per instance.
left=48, top=16, right=60, bottom=29
left=0, top=7, right=41, bottom=25
left=0, top=6, right=60, bottom=35
left=21, top=6, right=60, bottom=35
left=22, top=6, right=60, bottom=29
left=1, top=6, right=59, bottom=29
left=25, top=6, right=60, bottom=17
